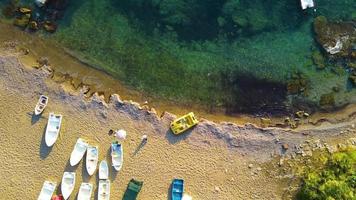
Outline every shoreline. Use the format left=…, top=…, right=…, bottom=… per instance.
left=0, top=22, right=355, bottom=130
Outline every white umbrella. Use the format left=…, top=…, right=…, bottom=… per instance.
left=115, top=129, right=127, bottom=140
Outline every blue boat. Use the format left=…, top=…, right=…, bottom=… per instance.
left=171, top=179, right=184, bottom=200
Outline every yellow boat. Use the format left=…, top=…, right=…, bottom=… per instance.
left=170, top=112, right=198, bottom=135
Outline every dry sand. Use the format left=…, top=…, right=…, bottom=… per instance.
left=0, top=45, right=356, bottom=199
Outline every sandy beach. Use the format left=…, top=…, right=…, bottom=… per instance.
left=0, top=42, right=356, bottom=199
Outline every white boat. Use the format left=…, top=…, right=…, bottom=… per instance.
left=111, top=142, right=123, bottom=171
left=98, top=180, right=110, bottom=200
left=78, top=182, right=93, bottom=200
left=37, top=181, right=56, bottom=200
left=45, top=113, right=63, bottom=147
left=86, top=145, right=98, bottom=176
left=99, top=160, right=109, bottom=179
left=300, top=0, right=314, bottom=10
left=70, top=138, right=88, bottom=166
left=35, top=0, right=47, bottom=7
left=61, top=172, right=75, bottom=200
left=34, top=95, right=48, bottom=115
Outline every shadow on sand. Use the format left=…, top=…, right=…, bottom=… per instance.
left=39, top=125, right=53, bottom=159
left=28, top=111, right=46, bottom=125
left=132, top=140, right=147, bottom=156
left=167, top=182, right=173, bottom=200
left=165, top=129, right=193, bottom=144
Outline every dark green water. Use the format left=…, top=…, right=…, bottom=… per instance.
left=2, top=0, right=356, bottom=115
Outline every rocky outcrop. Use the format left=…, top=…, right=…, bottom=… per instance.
left=313, top=16, right=355, bottom=58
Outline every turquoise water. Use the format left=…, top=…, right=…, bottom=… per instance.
left=2, top=0, right=355, bottom=114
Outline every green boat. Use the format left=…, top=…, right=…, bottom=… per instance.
left=122, top=179, right=143, bottom=200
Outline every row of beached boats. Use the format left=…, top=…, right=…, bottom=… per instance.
left=35, top=95, right=123, bottom=200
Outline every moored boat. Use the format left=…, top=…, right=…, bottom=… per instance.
left=78, top=182, right=93, bottom=200
left=70, top=138, right=88, bottom=166
left=86, top=145, right=98, bottom=176
left=45, top=113, right=62, bottom=147
left=37, top=181, right=56, bottom=200
left=98, top=180, right=110, bottom=200
left=34, top=95, right=49, bottom=115
left=111, top=142, right=123, bottom=171
left=61, top=172, right=75, bottom=200
left=99, top=160, right=109, bottom=179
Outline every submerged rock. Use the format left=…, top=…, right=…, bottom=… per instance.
left=287, top=71, right=309, bottom=96
left=319, top=93, right=335, bottom=109
left=313, top=16, right=355, bottom=58
left=311, top=50, right=326, bottom=69
left=43, top=21, right=57, bottom=33
left=13, top=13, right=31, bottom=28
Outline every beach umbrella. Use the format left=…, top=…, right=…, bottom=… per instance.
left=115, top=129, right=127, bottom=140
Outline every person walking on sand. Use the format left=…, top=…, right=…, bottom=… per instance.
left=141, top=135, right=148, bottom=143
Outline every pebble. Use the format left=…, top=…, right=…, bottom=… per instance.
left=256, top=167, right=262, bottom=171
left=248, top=164, right=253, bottom=169
left=214, top=186, right=221, bottom=193
left=351, top=124, right=355, bottom=129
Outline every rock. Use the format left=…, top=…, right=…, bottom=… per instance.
left=18, top=7, right=31, bottom=14
left=29, top=21, right=39, bottom=31
left=256, top=167, right=262, bottom=171
left=313, top=16, right=355, bottom=58
left=312, top=50, right=326, bottom=69
left=214, top=186, right=221, bottom=193
left=319, top=93, right=335, bottom=109
left=282, top=144, right=289, bottom=151
left=351, top=124, right=355, bottom=129
left=287, top=71, right=309, bottom=95
left=349, top=73, right=356, bottom=85
left=37, top=57, right=49, bottom=67
left=295, top=111, right=304, bottom=118
left=248, top=164, right=253, bottom=169
left=279, top=158, right=284, bottom=166
left=13, top=14, right=31, bottom=28
left=43, top=21, right=57, bottom=33
left=260, top=117, right=271, bottom=127
left=303, top=112, right=310, bottom=118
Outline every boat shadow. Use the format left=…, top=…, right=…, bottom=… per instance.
left=167, top=183, right=173, bottom=200
left=27, top=111, right=46, bottom=125
left=81, top=153, right=91, bottom=183
left=39, top=125, right=53, bottom=159
left=63, top=159, right=80, bottom=173
left=165, top=129, right=193, bottom=144
left=107, top=147, right=119, bottom=181
left=93, top=171, right=100, bottom=200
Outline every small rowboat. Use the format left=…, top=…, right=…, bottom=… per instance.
left=98, top=180, right=110, bottom=200
left=111, top=142, right=123, bottom=171
left=70, top=138, right=88, bottom=166
left=45, top=113, right=62, bottom=147
left=86, top=145, right=98, bottom=176
left=78, top=182, right=93, bottom=200
left=37, top=181, right=56, bottom=200
left=99, top=160, right=109, bottom=180
left=35, top=95, right=49, bottom=115
left=61, top=172, right=75, bottom=200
